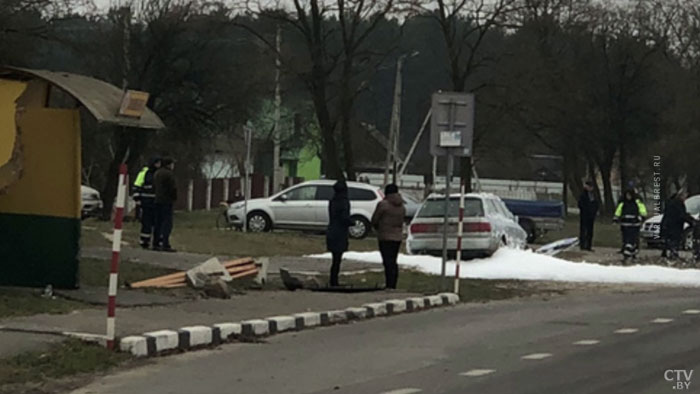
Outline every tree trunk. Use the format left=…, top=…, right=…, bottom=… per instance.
left=587, top=160, right=602, bottom=206
left=598, top=162, right=615, bottom=217
left=100, top=129, right=147, bottom=220
left=312, top=94, right=342, bottom=180
left=460, top=157, right=472, bottom=192
left=339, top=59, right=356, bottom=181
left=340, top=115, right=355, bottom=181
left=618, top=141, right=627, bottom=190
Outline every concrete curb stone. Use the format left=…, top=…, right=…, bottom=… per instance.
left=117, top=293, right=460, bottom=357
left=363, top=302, right=388, bottom=317
left=241, top=319, right=269, bottom=337
left=267, top=316, right=297, bottom=334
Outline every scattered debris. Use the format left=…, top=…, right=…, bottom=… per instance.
left=280, top=268, right=382, bottom=292
left=128, top=257, right=259, bottom=289
left=202, top=278, right=232, bottom=299
left=185, top=258, right=232, bottom=289
left=535, top=237, right=579, bottom=256
left=41, top=284, right=54, bottom=299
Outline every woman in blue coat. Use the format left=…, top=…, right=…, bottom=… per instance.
left=326, top=181, right=353, bottom=286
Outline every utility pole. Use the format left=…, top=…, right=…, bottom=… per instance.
left=120, top=5, right=131, bottom=164
left=121, top=5, right=130, bottom=91
left=399, top=109, right=431, bottom=178
left=272, top=25, right=282, bottom=194
left=391, top=55, right=403, bottom=186
left=384, top=55, right=405, bottom=186
left=384, top=52, right=418, bottom=186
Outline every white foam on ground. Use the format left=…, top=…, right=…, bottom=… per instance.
left=308, top=248, right=700, bottom=287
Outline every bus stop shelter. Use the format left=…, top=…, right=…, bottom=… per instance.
left=0, top=67, right=164, bottom=288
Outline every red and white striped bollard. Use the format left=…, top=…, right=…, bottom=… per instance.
left=106, top=163, right=127, bottom=350
left=454, top=181, right=466, bottom=294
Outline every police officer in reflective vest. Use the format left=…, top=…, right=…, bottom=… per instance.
left=614, top=189, right=647, bottom=262
left=133, top=157, right=161, bottom=249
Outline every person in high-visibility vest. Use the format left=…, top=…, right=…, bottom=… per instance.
left=614, top=189, right=647, bottom=262
left=133, top=157, right=161, bottom=249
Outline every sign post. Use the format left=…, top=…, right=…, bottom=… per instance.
left=454, top=181, right=466, bottom=293
left=106, top=164, right=127, bottom=350
left=430, top=92, right=475, bottom=291
left=243, top=125, right=253, bottom=233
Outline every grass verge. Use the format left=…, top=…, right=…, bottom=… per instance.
left=539, top=214, right=620, bottom=248
left=0, top=288, right=85, bottom=319
left=343, top=269, right=567, bottom=302
left=0, top=340, right=135, bottom=394
left=82, top=210, right=377, bottom=257
left=0, top=259, right=178, bottom=319
left=79, top=258, right=177, bottom=287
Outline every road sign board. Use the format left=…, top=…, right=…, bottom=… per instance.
left=430, top=92, right=475, bottom=157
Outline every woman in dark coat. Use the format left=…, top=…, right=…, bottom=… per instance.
left=326, top=181, right=353, bottom=287
left=661, top=191, right=694, bottom=260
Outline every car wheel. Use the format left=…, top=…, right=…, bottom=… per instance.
left=247, top=211, right=271, bottom=233
left=349, top=216, right=370, bottom=239
left=683, top=228, right=694, bottom=251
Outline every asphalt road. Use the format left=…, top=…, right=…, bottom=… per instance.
left=72, top=287, right=700, bottom=394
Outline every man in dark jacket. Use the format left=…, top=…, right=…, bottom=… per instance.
left=134, top=157, right=161, bottom=249
left=661, top=191, right=694, bottom=260
left=578, top=181, right=599, bottom=251
left=326, top=181, right=352, bottom=287
left=371, top=184, right=406, bottom=289
left=154, top=157, right=177, bottom=252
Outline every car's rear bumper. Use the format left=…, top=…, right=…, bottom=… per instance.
left=531, top=217, right=565, bottom=231
left=407, top=235, right=497, bottom=256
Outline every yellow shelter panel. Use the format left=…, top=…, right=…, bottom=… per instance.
left=0, top=79, right=26, bottom=166
left=0, top=107, right=81, bottom=219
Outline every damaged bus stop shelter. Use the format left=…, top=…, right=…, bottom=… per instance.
left=0, top=67, right=164, bottom=288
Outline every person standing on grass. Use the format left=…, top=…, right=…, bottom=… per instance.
left=661, top=190, right=694, bottom=260
left=577, top=180, right=599, bottom=251
left=372, top=184, right=406, bottom=289
left=134, top=157, right=161, bottom=249
left=326, top=180, right=352, bottom=287
left=614, top=189, right=647, bottom=262
left=154, top=157, right=177, bottom=253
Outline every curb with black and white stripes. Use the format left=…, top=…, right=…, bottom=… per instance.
left=119, top=293, right=460, bottom=357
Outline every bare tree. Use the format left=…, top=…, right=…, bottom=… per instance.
left=416, top=0, right=516, bottom=190
left=237, top=0, right=396, bottom=180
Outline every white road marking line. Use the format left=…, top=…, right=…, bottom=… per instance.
left=521, top=353, right=552, bottom=360
left=573, top=339, right=600, bottom=346
left=651, top=318, right=674, bottom=324
left=614, top=328, right=639, bottom=334
left=460, top=369, right=496, bottom=377
left=380, top=389, right=422, bottom=394
left=682, top=309, right=700, bottom=315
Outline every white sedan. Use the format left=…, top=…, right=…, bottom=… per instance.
left=227, top=180, right=383, bottom=239
left=81, top=185, right=103, bottom=218
left=407, top=193, right=527, bottom=258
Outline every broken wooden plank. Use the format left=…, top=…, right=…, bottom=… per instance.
left=230, top=268, right=258, bottom=279
left=222, top=258, right=255, bottom=268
